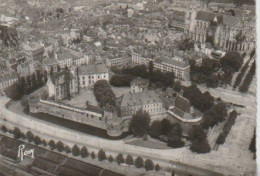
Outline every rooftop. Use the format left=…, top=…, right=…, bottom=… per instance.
left=78, top=63, right=108, bottom=75
left=118, top=90, right=162, bottom=107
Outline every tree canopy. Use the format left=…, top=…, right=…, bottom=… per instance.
left=130, top=110, right=151, bottom=137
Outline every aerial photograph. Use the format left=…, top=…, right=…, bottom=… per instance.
left=0, top=0, right=256, bottom=176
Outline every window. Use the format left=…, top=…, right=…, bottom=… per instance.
left=98, top=75, right=100, bottom=78
left=83, top=81, right=85, bottom=85
left=104, top=75, right=106, bottom=78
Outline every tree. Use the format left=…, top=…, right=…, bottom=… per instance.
left=149, top=61, right=154, bottom=87
left=190, top=139, right=211, bottom=153
left=249, top=130, right=256, bottom=153
left=149, top=120, right=163, bottom=138
left=116, top=153, right=124, bottom=165
left=80, top=146, right=89, bottom=158
left=183, top=85, right=214, bottom=113
left=108, top=155, right=114, bottom=163
left=167, top=126, right=184, bottom=148
left=91, top=151, right=96, bottom=159
left=13, top=127, right=22, bottom=139
left=189, top=125, right=211, bottom=153
left=173, top=81, right=181, bottom=92
left=94, top=80, right=116, bottom=108
left=188, top=125, right=206, bottom=142
left=221, top=51, right=243, bottom=72
left=48, top=140, right=56, bottom=150
left=126, top=155, right=134, bottom=165
left=72, top=145, right=80, bottom=156
left=26, top=131, right=34, bottom=142
left=65, top=145, right=71, bottom=153
left=1, top=125, right=7, bottom=133
left=129, top=110, right=151, bottom=137
left=98, top=149, right=106, bottom=161
left=135, top=157, right=144, bottom=168
left=37, top=70, right=44, bottom=87
left=21, top=95, right=29, bottom=107
left=42, top=139, right=47, bottom=146
left=57, top=65, right=61, bottom=72
left=144, top=159, right=154, bottom=171
left=56, top=141, right=65, bottom=152
left=161, top=119, right=172, bottom=135
left=110, top=74, right=132, bottom=87
left=43, top=70, right=48, bottom=83
left=155, top=164, right=160, bottom=171
left=34, top=136, right=42, bottom=145
left=5, top=83, right=22, bottom=100
left=202, top=102, right=227, bottom=129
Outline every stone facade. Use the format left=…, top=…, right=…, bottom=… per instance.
left=46, top=71, right=78, bottom=101
left=187, top=11, right=255, bottom=52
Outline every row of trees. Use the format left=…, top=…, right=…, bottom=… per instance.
left=110, top=74, right=133, bottom=87
left=233, top=58, right=251, bottom=89
left=183, top=84, right=214, bottom=113
left=216, top=110, right=238, bottom=144
left=93, top=80, right=116, bottom=108
left=190, top=52, right=244, bottom=88
left=5, top=70, right=48, bottom=101
left=239, top=61, right=255, bottom=92
left=112, top=64, right=175, bottom=89
left=2, top=125, right=161, bottom=171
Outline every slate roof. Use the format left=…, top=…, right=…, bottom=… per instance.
left=155, top=57, right=189, bottom=68
left=49, top=71, right=71, bottom=86
left=222, top=15, right=243, bottom=28
left=78, top=63, right=108, bottom=75
left=196, top=11, right=243, bottom=28
left=175, top=95, right=190, bottom=113
left=118, top=90, right=162, bottom=107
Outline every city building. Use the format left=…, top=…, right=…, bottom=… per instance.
left=106, top=52, right=131, bottom=68
left=78, top=63, right=109, bottom=88
left=21, top=41, right=44, bottom=61
left=187, top=11, right=255, bottom=52
left=46, top=71, right=78, bottom=101
left=17, top=61, right=35, bottom=77
left=130, top=77, right=149, bottom=93
left=0, top=72, right=19, bottom=94
left=117, top=90, right=165, bottom=118
left=153, top=57, right=190, bottom=81
left=168, top=10, right=186, bottom=31
left=168, top=95, right=202, bottom=122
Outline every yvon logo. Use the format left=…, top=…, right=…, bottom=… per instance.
left=17, top=145, right=34, bottom=161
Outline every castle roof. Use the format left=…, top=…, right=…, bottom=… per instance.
left=175, top=95, right=190, bottom=113
left=118, top=90, right=162, bottom=107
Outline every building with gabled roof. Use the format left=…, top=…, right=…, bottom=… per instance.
left=168, top=94, right=202, bottom=123
left=187, top=10, right=255, bottom=52
left=46, top=70, right=78, bottom=101
left=78, top=63, right=109, bottom=88
left=117, top=90, right=165, bottom=118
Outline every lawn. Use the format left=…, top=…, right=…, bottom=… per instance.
left=111, top=86, right=131, bottom=98
left=125, top=138, right=171, bottom=149
left=64, top=89, right=98, bottom=108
